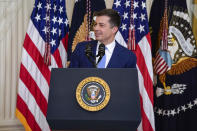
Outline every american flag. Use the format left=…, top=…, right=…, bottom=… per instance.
left=16, top=0, right=69, bottom=130
left=113, top=0, right=155, bottom=131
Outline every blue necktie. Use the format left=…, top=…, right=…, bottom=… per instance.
left=97, top=54, right=106, bottom=68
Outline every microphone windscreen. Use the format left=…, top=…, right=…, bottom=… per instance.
left=85, top=44, right=92, bottom=57
left=98, top=43, right=105, bottom=57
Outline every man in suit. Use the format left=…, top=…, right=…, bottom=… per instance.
left=69, top=9, right=136, bottom=68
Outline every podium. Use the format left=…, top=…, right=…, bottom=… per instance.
left=47, top=68, right=141, bottom=131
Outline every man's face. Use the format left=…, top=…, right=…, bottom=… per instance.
left=93, top=16, right=118, bottom=45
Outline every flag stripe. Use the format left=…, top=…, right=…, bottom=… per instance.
left=21, top=47, right=49, bottom=101
left=50, top=55, right=58, bottom=69
left=134, top=44, right=153, bottom=103
left=137, top=121, right=143, bottom=131
left=53, top=49, right=63, bottom=67
left=138, top=35, right=153, bottom=81
left=27, top=20, right=46, bottom=57
left=154, top=59, right=166, bottom=71
left=137, top=66, right=155, bottom=131
left=16, top=95, right=41, bottom=131
left=20, top=64, right=48, bottom=115
left=158, top=65, right=168, bottom=75
left=58, top=40, right=67, bottom=67
left=139, top=95, right=154, bottom=131
left=18, top=79, right=50, bottom=131
left=62, top=34, right=69, bottom=51
left=154, top=60, right=168, bottom=74
left=156, top=61, right=167, bottom=72
left=146, top=32, right=152, bottom=49
left=154, top=56, right=163, bottom=67
left=25, top=31, right=51, bottom=84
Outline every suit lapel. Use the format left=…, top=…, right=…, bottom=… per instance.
left=107, top=41, right=122, bottom=68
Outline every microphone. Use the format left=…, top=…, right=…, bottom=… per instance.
left=85, top=43, right=96, bottom=67
left=97, top=43, right=105, bottom=64
left=85, top=43, right=93, bottom=58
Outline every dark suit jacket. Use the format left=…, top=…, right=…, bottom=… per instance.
left=69, top=40, right=136, bottom=68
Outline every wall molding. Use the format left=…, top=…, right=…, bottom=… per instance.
left=0, top=119, right=24, bottom=131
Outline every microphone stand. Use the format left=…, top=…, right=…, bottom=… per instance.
left=93, top=56, right=97, bottom=68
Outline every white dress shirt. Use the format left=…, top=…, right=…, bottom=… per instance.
left=96, top=40, right=116, bottom=68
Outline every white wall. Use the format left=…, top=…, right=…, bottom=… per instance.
left=0, top=0, right=152, bottom=130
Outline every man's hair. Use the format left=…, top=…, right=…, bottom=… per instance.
left=95, top=9, right=121, bottom=28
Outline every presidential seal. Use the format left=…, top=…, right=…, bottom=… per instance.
left=76, top=77, right=110, bottom=111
